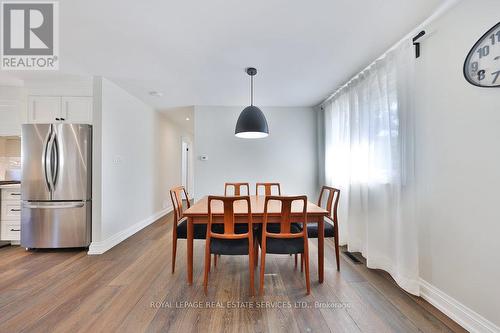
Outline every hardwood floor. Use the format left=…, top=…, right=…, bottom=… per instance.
left=0, top=213, right=466, bottom=333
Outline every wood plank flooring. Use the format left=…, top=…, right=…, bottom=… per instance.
left=0, top=213, right=467, bottom=333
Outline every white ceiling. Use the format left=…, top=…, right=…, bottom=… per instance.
left=5, top=0, right=446, bottom=108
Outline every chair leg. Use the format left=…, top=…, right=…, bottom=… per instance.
left=254, top=239, right=259, bottom=268
left=171, top=234, right=177, bottom=274
left=248, top=239, right=255, bottom=296
left=294, top=254, right=298, bottom=269
left=214, top=253, right=218, bottom=268
left=300, top=253, right=304, bottom=273
left=203, top=239, right=211, bottom=295
left=259, top=242, right=267, bottom=295
left=334, top=232, right=340, bottom=271
left=304, top=242, right=311, bottom=295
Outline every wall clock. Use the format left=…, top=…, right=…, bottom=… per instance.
left=464, top=22, right=500, bottom=88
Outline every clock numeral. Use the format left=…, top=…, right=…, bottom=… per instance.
left=478, top=70, right=486, bottom=81
left=491, top=31, right=500, bottom=45
left=477, top=45, right=490, bottom=58
left=492, top=70, right=500, bottom=84
left=471, top=62, right=478, bottom=72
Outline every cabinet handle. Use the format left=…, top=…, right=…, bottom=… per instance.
left=10, top=193, right=21, bottom=196
left=55, top=117, right=60, bottom=121
left=10, top=209, right=21, bottom=212
left=61, top=118, right=66, bottom=121
left=10, top=229, right=20, bottom=232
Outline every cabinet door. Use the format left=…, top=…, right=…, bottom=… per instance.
left=1, top=222, right=21, bottom=241
left=61, top=97, right=92, bottom=124
left=28, top=96, right=61, bottom=123
left=0, top=98, right=22, bottom=135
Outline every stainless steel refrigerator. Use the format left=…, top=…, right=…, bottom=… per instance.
left=21, top=124, right=92, bottom=248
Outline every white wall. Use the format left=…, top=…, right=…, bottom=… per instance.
left=91, top=77, right=103, bottom=243
left=194, top=106, right=318, bottom=199
left=89, top=78, right=192, bottom=251
left=154, top=113, right=194, bottom=205
left=414, top=0, right=500, bottom=329
left=100, top=78, right=157, bottom=239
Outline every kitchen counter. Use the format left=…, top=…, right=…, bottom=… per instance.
left=0, top=181, right=21, bottom=187
left=0, top=182, right=21, bottom=189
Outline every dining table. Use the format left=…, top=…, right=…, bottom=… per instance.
left=182, top=195, right=329, bottom=285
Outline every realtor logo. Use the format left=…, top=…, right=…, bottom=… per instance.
left=1, top=1, right=59, bottom=70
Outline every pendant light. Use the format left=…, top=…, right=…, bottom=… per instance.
left=235, top=67, right=269, bottom=139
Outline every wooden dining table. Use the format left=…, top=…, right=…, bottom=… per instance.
left=182, top=195, right=329, bottom=285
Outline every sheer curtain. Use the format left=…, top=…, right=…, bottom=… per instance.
left=322, top=41, right=419, bottom=294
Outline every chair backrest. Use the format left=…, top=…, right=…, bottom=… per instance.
left=262, top=195, right=307, bottom=239
left=207, top=196, right=253, bottom=240
left=170, top=186, right=190, bottom=224
left=317, top=186, right=340, bottom=224
left=256, top=182, right=281, bottom=196
left=224, top=182, right=250, bottom=196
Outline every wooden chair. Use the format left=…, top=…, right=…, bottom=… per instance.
left=299, top=186, right=341, bottom=271
left=204, top=196, right=255, bottom=295
left=224, top=182, right=250, bottom=196
left=255, top=182, right=281, bottom=196
left=259, top=195, right=310, bottom=295
left=170, top=186, right=217, bottom=273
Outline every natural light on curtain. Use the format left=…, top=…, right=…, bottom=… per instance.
left=322, top=40, right=419, bottom=295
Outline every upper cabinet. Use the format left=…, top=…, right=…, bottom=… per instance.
left=61, top=97, right=93, bottom=123
left=0, top=87, right=25, bottom=136
left=27, top=96, right=61, bottom=124
left=0, top=98, right=23, bottom=136
left=27, top=96, right=92, bottom=124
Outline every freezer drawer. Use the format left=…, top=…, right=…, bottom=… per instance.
left=21, top=201, right=91, bottom=248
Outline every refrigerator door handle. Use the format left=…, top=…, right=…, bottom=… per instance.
left=42, top=127, right=53, bottom=193
left=45, top=129, right=56, bottom=193
left=23, top=202, right=85, bottom=209
left=52, top=132, right=59, bottom=190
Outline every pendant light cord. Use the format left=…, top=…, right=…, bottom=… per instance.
left=250, top=75, right=254, bottom=106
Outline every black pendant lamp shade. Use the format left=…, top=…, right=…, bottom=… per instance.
left=235, top=67, right=269, bottom=138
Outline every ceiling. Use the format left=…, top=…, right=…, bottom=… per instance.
left=5, top=0, right=446, bottom=108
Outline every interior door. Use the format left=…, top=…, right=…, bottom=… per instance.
left=21, top=124, right=52, bottom=201
left=52, top=124, right=91, bottom=201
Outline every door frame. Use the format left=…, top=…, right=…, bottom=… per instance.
left=180, top=136, right=193, bottom=198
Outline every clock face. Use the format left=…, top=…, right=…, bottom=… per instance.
left=464, top=22, right=500, bottom=88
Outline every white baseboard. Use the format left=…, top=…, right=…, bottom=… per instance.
left=87, top=206, right=173, bottom=255
left=419, top=279, right=500, bottom=333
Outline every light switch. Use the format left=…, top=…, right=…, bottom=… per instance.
left=112, top=155, right=122, bottom=164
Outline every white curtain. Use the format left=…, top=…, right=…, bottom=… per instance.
left=322, top=41, right=419, bottom=295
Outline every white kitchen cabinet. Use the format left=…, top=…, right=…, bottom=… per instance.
left=27, top=96, right=92, bottom=124
left=0, top=185, right=21, bottom=243
left=1, top=222, right=21, bottom=241
left=1, top=187, right=22, bottom=200
left=28, top=96, right=61, bottom=123
left=0, top=86, right=25, bottom=136
left=0, top=98, right=22, bottom=136
left=62, top=97, right=93, bottom=123
left=1, top=200, right=21, bottom=219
